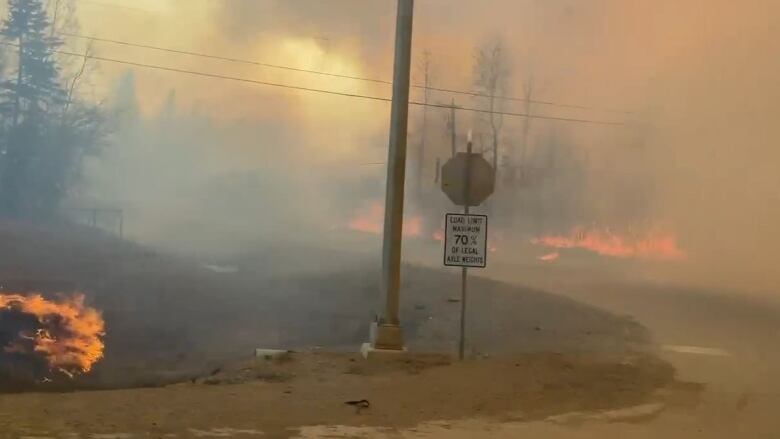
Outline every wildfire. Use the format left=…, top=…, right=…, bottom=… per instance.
left=531, top=227, right=686, bottom=261
left=347, top=201, right=422, bottom=237
left=0, top=293, right=105, bottom=376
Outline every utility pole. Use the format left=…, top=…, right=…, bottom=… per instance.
left=449, top=99, right=457, bottom=158
left=364, top=0, right=415, bottom=355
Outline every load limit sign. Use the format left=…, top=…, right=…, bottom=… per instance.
left=444, top=213, right=488, bottom=268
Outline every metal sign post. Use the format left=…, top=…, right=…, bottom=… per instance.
left=441, top=134, right=494, bottom=360
left=460, top=141, right=472, bottom=361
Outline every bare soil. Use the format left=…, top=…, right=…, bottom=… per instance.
left=0, top=350, right=685, bottom=439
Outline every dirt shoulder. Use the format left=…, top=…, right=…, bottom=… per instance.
left=0, top=350, right=687, bottom=439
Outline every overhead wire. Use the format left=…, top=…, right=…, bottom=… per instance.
left=60, top=32, right=633, bottom=115
left=0, top=41, right=627, bottom=126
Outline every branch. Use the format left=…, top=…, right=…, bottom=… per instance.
left=63, top=38, right=92, bottom=119
left=51, top=0, right=62, bottom=38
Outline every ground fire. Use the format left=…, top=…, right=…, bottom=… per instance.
left=347, top=200, right=422, bottom=237
left=531, top=227, right=686, bottom=261
left=0, top=293, right=105, bottom=379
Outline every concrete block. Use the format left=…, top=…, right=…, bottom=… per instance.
left=360, top=342, right=407, bottom=360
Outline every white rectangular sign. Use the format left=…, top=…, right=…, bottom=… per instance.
left=443, top=213, right=488, bottom=268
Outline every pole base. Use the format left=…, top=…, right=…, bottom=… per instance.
left=365, top=321, right=405, bottom=353
left=360, top=342, right=408, bottom=359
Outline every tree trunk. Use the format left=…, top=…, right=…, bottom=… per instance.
left=415, top=77, right=428, bottom=200
left=13, top=35, right=24, bottom=127
left=519, top=83, right=533, bottom=184
left=490, top=94, right=499, bottom=175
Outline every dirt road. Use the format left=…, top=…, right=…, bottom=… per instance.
left=0, top=351, right=681, bottom=439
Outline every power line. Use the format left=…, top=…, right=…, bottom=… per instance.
left=0, top=41, right=625, bottom=126
left=60, top=32, right=632, bottom=115
left=60, top=32, right=392, bottom=84
left=72, top=0, right=157, bottom=15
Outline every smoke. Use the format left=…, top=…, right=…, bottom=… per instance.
left=216, top=0, right=394, bottom=57
left=68, top=0, right=780, bottom=296
left=640, top=0, right=780, bottom=294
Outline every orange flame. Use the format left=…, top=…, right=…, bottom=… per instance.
left=531, top=227, right=685, bottom=261
left=347, top=201, right=422, bottom=237
left=0, top=293, right=105, bottom=375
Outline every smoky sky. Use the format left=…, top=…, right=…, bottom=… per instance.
left=216, top=0, right=395, bottom=60
left=73, top=0, right=780, bottom=297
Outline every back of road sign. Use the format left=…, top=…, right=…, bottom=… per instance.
left=441, top=153, right=495, bottom=207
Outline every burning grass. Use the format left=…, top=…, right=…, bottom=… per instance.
left=347, top=200, right=422, bottom=237
left=532, top=227, right=686, bottom=261
left=0, top=293, right=105, bottom=381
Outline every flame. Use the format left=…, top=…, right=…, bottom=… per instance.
left=531, top=227, right=686, bottom=260
left=539, top=251, right=560, bottom=262
left=0, top=293, right=105, bottom=375
left=347, top=201, right=422, bottom=237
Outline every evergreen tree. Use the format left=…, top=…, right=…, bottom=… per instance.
left=0, top=0, right=105, bottom=218
left=114, top=70, right=139, bottom=125
left=1, top=0, right=64, bottom=123
left=159, top=89, right=176, bottom=123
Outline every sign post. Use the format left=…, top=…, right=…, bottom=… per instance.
left=441, top=133, right=495, bottom=360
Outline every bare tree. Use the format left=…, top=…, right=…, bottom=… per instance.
left=518, top=72, right=534, bottom=184
left=49, top=0, right=60, bottom=37
left=473, top=38, right=510, bottom=177
left=62, top=38, right=93, bottom=118
left=413, top=50, right=433, bottom=199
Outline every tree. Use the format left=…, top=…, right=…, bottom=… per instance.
left=0, top=0, right=106, bottom=218
left=2, top=0, right=64, bottom=124
left=413, top=50, right=432, bottom=200
left=113, top=70, right=139, bottom=130
left=517, top=72, right=535, bottom=184
left=159, top=89, right=177, bottom=123
left=473, top=38, right=510, bottom=179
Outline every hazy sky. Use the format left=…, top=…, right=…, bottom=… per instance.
left=66, top=0, right=777, bottom=161
left=62, top=0, right=780, bottom=295
left=69, top=0, right=662, bottom=162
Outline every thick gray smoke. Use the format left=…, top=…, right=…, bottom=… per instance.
left=74, top=0, right=780, bottom=298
